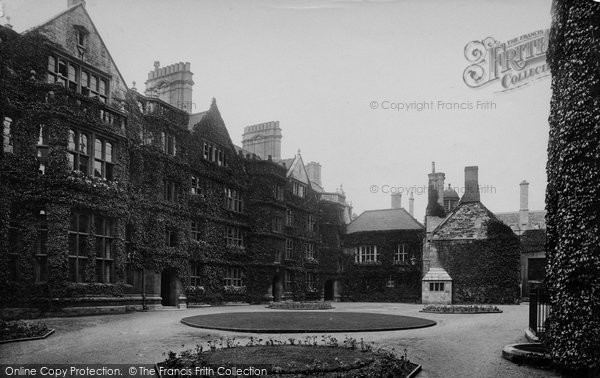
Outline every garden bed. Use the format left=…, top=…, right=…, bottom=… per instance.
left=420, top=305, right=502, bottom=314
left=158, top=336, right=421, bottom=377
left=267, top=301, right=334, bottom=310
left=181, top=311, right=436, bottom=333
left=0, top=319, right=54, bottom=344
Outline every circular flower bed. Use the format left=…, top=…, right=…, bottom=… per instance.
left=181, top=311, right=436, bottom=333
left=159, top=336, right=421, bottom=377
left=267, top=301, right=333, bottom=310
left=420, top=304, right=502, bottom=314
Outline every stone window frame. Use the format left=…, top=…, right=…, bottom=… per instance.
left=307, top=214, right=316, bottom=232
left=284, top=270, right=294, bottom=293
left=285, top=238, right=294, bottom=259
left=292, top=180, right=306, bottom=198
left=394, top=243, right=409, bottom=264
left=190, top=262, right=202, bottom=287
left=67, top=128, right=116, bottom=180
left=224, top=187, right=243, bottom=213
left=306, top=272, right=315, bottom=291
left=429, top=282, right=445, bottom=292
left=224, top=267, right=243, bottom=287
left=94, top=216, right=115, bottom=284
left=355, top=245, right=378, bottom=263
left=190, top=175, right=202, bottom=195
left=272, top=216, right=283, bottom=233
left=190, top=221, right=202, bottom=241
left=69, top=212, right=115, bottom=284
left=226, top=226, right=244, bottom=248
left=305, top=242, right=315, bottom=260
left=2, top=116, right=13, bottom=153
left=164, top=180, right=178, bottom=202
left=37, top=124, right=50, bottom=174
left=47, top=53, right=109, bottom=103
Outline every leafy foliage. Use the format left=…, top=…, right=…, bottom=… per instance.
left=435, top=220, right=521, bottom=304
left=545, top=1, right=600, bottom=373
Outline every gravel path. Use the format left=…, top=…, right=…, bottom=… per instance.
left=0, top=303, right=558, bottom=377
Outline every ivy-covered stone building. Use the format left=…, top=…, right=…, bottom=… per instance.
left=0, top=1, right=352, bottom=318
left=422, top=164, right=521, bottom=304
left=342, top=196, right=425, bottom=303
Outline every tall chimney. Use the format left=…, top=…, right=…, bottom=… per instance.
left=426, top=162, right=446, bottom=217
left=461, top=166, right=480, bottom=203
left=519, top=180, right=529, bottom=229
left=306, top=162, right=322, bottom=187
left=435, top=172, right=445, bottom=207
left=409, top=191, right=414, bottom=216
left=391, top=193, right=402, bottom=209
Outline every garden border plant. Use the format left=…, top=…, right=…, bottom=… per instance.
left=420, top=304, right=502, bottom=314
left=0, top=319, right=54, bottom=344
left=158, top=335, right=421, bottom=378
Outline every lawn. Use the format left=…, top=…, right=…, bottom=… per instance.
left=181, top=311, right=435, bottom=332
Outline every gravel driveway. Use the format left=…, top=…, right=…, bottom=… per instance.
left=0, top=303, right=558, bottom=377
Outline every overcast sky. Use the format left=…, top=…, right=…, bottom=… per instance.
left=3, top=0, right=552, bottom=220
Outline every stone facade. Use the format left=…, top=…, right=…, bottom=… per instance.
left=0, top=4, right=350, bottom=318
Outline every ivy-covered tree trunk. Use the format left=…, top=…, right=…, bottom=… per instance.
left=546, top=1, right=600, bottom=373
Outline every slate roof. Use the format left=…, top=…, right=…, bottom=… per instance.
left=188, top=111, right=207, bottom=130
left=346, top=208, right=424, bottom=234
left=422, top=267, right=452, bottom=281
left=495, top=210, right=547, bottom=231
left=279, top=158, right=295, bottom=170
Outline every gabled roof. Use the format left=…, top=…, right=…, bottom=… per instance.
left=279, top=153, right=309, bottom=184
left=24, top=2, right=128, bottom=94
left=189, top=99, right=235, bottom=150
left=432, top=201, right=503, bottom=239
left=346, top=208, right=424, bottom=234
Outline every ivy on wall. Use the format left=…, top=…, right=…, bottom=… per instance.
left=545, top=1, right=600, bottom=372
left=434, top=220, right=521, bottom=304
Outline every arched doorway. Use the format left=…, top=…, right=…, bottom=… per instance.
left=324, top=280, right=335, bottom=301
left=161, top=269, right=177, bottom=306
left=272, top=275, right=282, bottom=302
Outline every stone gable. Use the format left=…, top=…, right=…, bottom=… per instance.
left=30, top=4, right=127, bottom=102
left=432, top=202, right=497, bottom=240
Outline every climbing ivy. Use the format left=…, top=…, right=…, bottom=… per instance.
left=545, top=1, right=600, bottom=373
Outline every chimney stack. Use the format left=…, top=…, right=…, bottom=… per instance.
left=391, top=193, right=402, bottom=209
left=409, top=191, right=414, bottom=216
left=306, top=162, right=322, bottom=187
left=519, top=180, right=529, bottom=228
left=461, top=166, right=480, bottom=203
left=426, top=161, right=446, bottom=217
left=68, top=0, right=86, bottom=8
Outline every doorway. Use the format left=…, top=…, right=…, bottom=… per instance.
left=161, top=269, right=177, bottom=306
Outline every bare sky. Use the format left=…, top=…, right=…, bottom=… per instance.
left=3, top=0, right=553, bottom=220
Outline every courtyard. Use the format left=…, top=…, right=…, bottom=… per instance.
left=0, top=303, right=557, bottom=378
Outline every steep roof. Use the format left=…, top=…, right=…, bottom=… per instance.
left=189, top=99, right=235, bottom=150
left=346, top=208, right=424, bottom=234
left=188, top=111, right=207, bottom=130
left=24, top=2, right=128, bottom=95
left=278, top=153, right=310, bottom=184
left=432, top=201, right=502, bottom=239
